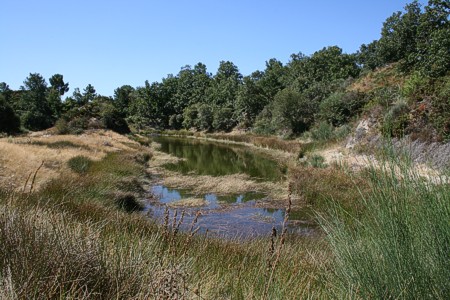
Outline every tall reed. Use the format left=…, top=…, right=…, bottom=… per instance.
left=320, top=148, right=450, bottom=299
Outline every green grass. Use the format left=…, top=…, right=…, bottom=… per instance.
left=0, top=149, right=329, bottom=299
left=1, top=139, right=448, bottom=299
left=67, top=155, right=93, bottom=174
left=321, top=152, right=450, bottom=299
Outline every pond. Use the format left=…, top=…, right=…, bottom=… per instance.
left=145, top=136, right=316, bottom=239
left=152, top=136, right=285, bottom=181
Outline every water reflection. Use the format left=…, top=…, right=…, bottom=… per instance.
left=153, top=136, right=284, bottom=181
left=147, top=185, right=316, bottom=239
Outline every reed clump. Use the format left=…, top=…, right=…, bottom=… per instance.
left=321, top=152, right=450, bottom=299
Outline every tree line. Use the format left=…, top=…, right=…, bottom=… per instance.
left=1, top=0, right=449, bottom=139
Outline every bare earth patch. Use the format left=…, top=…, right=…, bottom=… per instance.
left=316, top=144, right=448, bottom=184
left=0, top=130, right=139, bottom=191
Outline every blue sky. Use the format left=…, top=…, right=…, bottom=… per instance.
left=0, top=0, right=427, bottom=96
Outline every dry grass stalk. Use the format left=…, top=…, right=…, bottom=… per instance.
left=183, top=211, right=201, bottom=254
left=28, top=161, right=44, bottom=194
left=262, top=182, right=292, bottom=300
left=163, top=206, right=170, bottom=242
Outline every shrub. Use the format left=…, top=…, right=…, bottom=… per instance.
left=310, top=121, right=334, bottom=141
left=67, top=156, right=93, bottom=174
left=272, top=88, right=318, bottom=135
left=309, top=154, right=327, bottom=168
left=54, top=119, right=70, bottom=134
left=0, top=98, right=20, bottom=134
left=113, top=192, right=144, bottom=212
left=431, top=76, right=450, bottom=141
left=401, top=72, right=431, bottom=102
left=100, top=103, right=130, bottom=134
left=381, top=100, right=410, bottom=138
left=319, top=91, right=366, bottom=126
left=21, top=111, right=52, bottom=131
left=366, top=86, right=402, bottom=109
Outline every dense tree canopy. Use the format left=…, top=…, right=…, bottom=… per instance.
left=1, top=1, right=448, bottom=139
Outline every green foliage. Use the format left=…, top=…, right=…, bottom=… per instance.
left=0, top=96, right=20, bottom=134
left=309, top=154, right=327, bottom=168
left=401, top=71, right=432, bottom=101
left=310, top=121, right=334, bottom=141
left=366, top=86, right=402, bottom=109
left=58, top=96, right=130, bottom=134
left=253, top=106, right=277, bottom=135
left=49, top=74, right=69, bottom=96
left=212, top=107, right=235, bottom=131
left=285, top=46, right=359, bottom=89
left=196, top=103, right=214, bottom=131
left=360, top=0, right=449, bottom=77
left=113, top=85, right=135, bottom=117
left=100, top=102, right=130, bottom=134
left=54, top=119, right=70, bottom=134
left=272, top=89, right=318, bottom=135
left=322, top=159, right=450, bottom=299
left=18, top=73, right=54, bottom=131
left=319, top=91, right=366, bottom=126
left=432, top=76, right=450, bottom=141
left=382, top=100, right=410, bottom=138
left=236, top=74, right=268, bottom=128
left=67, top=156, right=93, bottom=174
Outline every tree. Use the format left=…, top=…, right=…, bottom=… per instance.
left=0, top=96, right=20, bottom=134
left=82, top=84, right=97, bottom=104
left=258, top=58, right=286, bottom=101
left=49, top=74, right=69, bottom=96
left=236, top=73, right=267, bottom=127
left=0, top=82, right=12, bottom=105
left=271, top=88, right=319, bottom=135
left=19, top=73, right=53, bottom=130
left=113, top=85, right=135, bottom=117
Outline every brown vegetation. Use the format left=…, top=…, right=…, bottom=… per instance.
left=0, top=130, right=138, bottom=190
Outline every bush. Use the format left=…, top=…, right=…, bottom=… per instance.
left=67, top=156, right=93, bottom=174
left=309, top=154, right=327, bottom=168
left=431, top=76, right=450, bottom=141
left=310, top=121, right=334, bottom=141
left=113, top=192, right=144, bottom=212
left=382, top=100, right=410, bottom=138
left=100, top=103, right=130, bottom=134
left=319, top=91, right=366, bottom=126
left=21, top=111, right=53, bottom=131
left=270, top=88, right=319, bottom=135
left=0, top=98, right=20, bottom=134
left=401, top=72, right=431, bottom=102
left=54, top=119, right=70, bottom=134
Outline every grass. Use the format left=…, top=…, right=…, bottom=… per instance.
left=321, top=150, right=450, bottom=299
left=0, top=146, right=329, bottom=299
left=67, top=155, right=93, bottom=174
left=1, top=132, right=448, bottom=298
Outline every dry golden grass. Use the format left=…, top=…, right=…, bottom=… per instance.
left=168, top=197, right=207, bottom=207
left=349, top=64, right=405, bottom=93
left=0, top=130, right=139, bottom=191
left=157, top=170, right=287, bottom=201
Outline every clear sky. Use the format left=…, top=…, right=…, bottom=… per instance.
left=0, top=0, right=427, bottom=96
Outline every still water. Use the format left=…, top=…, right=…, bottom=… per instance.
left=152, top=136, right=285, bottom=181
left=145, top=136, right=315, bottom=239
